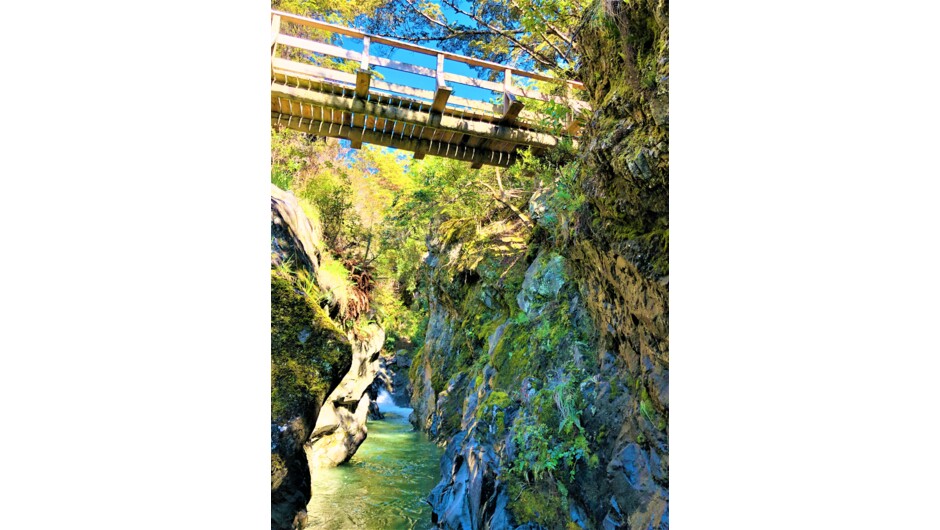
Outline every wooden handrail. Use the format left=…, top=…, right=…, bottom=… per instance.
left=271, top=9, right=584, bottom=90
left=274, top=28, right=590, bottom=112
left=271, top=8, right=589, bottom=146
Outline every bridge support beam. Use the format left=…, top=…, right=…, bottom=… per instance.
left=272, top=83, right=558, bottom=149
left=274, top=113, right=518, bottom=168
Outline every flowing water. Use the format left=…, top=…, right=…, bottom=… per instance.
left=304, top=390, right=443, bottom=529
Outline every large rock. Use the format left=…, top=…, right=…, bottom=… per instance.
left=305, top=324, right=386, bottom=470
left=516, top=251, right=566, bottom=314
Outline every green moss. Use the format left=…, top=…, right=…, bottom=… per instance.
left=493, top=325, right=534, bottom=389
left=482, top=391, right=511, bottom=410
left=271, top=272, right=351, bottom=424
left=609, top=379, right=621, bottom=399
left=476, top=391, right=512, bottom=436
left=495, top=410, right=506, bottom=435
left=431, top=368, right=447, bottom=396
left=443, top=408, right=462, bottom=434
left=507, top=480, right=570, bottom=528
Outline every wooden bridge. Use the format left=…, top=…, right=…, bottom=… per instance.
left=271, top=10, right=589, bottom=168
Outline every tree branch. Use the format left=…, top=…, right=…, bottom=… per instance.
left=439, top=0, right=558, bottom=69
left=478, top=178, right=533, bottom=229
left=401, top=0, right=450, bottom=30
left=508, top=0, right=575, bottom=46
left=373, top=29, right=525, bottom=44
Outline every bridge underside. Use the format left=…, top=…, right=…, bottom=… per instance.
left=271, top=62, right=565, bottom=168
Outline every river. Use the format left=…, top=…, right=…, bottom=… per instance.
left=304, top=390, right=443, bottom=529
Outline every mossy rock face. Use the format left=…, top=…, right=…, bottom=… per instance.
left=271, top=272, right=353, bottom=530
left=507, top=480, right=569, bottom=529
left=516, top=252, right=567, bottom=314
left=271, top=273, right=350, bottom=426
left=559, top=1, right=670, bottom=528
left=576, top=0, right=669, bottom=279
left=413, top=211, right=609, bottom=528
left=408, top=4, right=670, bottom=522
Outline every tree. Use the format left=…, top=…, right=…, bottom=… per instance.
left=366, top=0, right=589, bottom=76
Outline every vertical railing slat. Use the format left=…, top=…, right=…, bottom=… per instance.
left=360, top=36, right=371, bottom=71
left=271, top=14, right=281, bottom=80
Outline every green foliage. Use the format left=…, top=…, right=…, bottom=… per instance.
left=271, top=0, right=383, bottom=22
left=639, top=397, right=655, bottom=422
left=294, top=269, right=320, bottom=300
left=377, top=156, right=531, bottom=337
left=506, top=144, right=583, bottom=247
left=521, top=92, right=578, bottom=134
left=271, top=128, right=318, bottom=190
left=299, top=170, right=358, bottom=250
left=272, top=0, right=384, bottom=65
left=509, top=374, right=592, bottom=484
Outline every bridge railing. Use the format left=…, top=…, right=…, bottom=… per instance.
left=271, top=10, right=589, bottom=135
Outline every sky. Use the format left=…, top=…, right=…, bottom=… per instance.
left=332, top=33, right=503, bottom=105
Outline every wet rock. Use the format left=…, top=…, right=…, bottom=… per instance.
left=528, top=186, right=551, bottom=220
left=610, top=443, right=652, bottom=491
left=487, top=487, right=512, bottom=529
left=429, top=372, right=467, bottom=439
left=367, top=398, right=384, bottom=420
left=428, top=436, right=505, bottom=530
left=602, top=513, right=624, bottom=530
left=570, top=500, right=591, bottom=528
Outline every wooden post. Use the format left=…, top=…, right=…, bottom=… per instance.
left=501, top=68, right=523, bottom=124
left=471, top=68, right=523, bottom=169
left=351, top=36, right=372, bottom=148
left=415, top=53, right=452, bottom=161
left=271, top=14, right=281, bottom=48
left=271, top=14, right=281, bottom=80
left=431, top=53, right=452, bottom=113
left=564, top=82, right=580, bottom=135
left=355, top=36, right=372, bottom=100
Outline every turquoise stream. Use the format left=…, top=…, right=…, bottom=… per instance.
left=305, top=392, right=443, bottom=529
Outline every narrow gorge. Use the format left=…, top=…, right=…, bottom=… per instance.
left=271, top=0, right=668, bottom=528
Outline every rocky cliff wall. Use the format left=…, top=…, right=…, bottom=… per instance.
left=408, top=1, right=669, bottom=528
left=570, top=1, right=670, bottom=525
